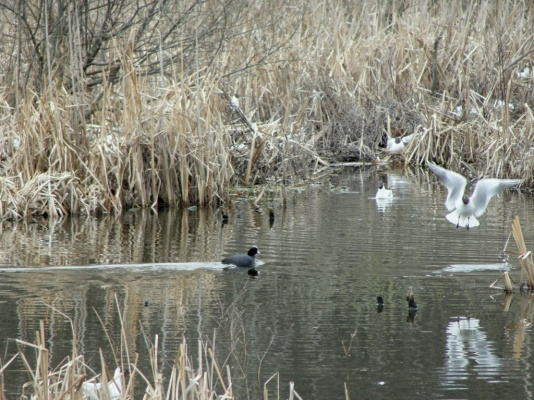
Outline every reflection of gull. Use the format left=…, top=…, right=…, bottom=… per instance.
left=82, top=367, right=124, bottom=400
left=375, top=197, right=393, bottom=212
left=444, top=318, right=502, bottom=383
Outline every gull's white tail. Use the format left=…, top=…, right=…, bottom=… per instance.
left=446, top=211, right=480, bottom=229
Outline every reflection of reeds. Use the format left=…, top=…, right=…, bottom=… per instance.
left=512, top=295, right=534, bottom=360
left=0, top=208, right=234, bottom=268
left=510, top=216, right=534, bottom=290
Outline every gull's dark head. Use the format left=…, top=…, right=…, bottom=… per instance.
left=462, top=196, right=470, bottom=205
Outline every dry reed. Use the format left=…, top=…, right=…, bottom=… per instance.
left=3, top=297, right=306, bottom=399
left=1, top=0, right=533, bottom=220
left=509, top=216, right=534, bottom=290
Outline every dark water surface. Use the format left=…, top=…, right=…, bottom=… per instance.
left=1, top=167, right=533, bottom=399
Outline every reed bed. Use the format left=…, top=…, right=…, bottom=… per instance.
left=0, top=0, right=533, bottom=219
left=3, top=300, right=306, bottom=399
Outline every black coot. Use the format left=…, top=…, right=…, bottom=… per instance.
left=221, top=247, right=260, bottom=268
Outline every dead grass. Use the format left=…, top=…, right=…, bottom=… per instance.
left=509, top=216, right=534, bottom=290
left=1, top=0, right=533, bottom=219
left=3, top=297, right=306, bottom=400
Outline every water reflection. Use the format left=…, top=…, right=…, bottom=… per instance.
left=443, top=318, right=503, bottom=386
left=375, top=197, right=393, bottom=213
left=443, top=263, right=512, bottom=273
left=0, top=167, right=533, bottom=399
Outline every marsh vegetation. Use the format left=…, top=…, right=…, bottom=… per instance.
left=1, top=169, right=532, bottom=399
left=0, top=0, right=533, bottom=219
left=11, top=301, right=302, bottom=400
left=2, top=2, right=533, bottom=397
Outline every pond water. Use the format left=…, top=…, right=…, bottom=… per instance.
left=0, top=166, right=533, bottom=399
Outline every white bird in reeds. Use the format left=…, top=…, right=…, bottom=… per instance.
left=427, top=161, right=523, bottom=230
left=230, top=95, right=240, bottom=111
left=386, top=137, right=404, bottom=154
left=82, top=367, right=124, bottom=400
left=386, top=133, right=414, bottom=154
left=376, top=182, right=393, bottom=199
left=493, top=99, right=514, bottom=111
left=517, top=67, right=531, bottom=79
left=451, top=105, right=479, bottom=118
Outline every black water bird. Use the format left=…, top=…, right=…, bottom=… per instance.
left=406, top=291, right=418, bottom=323
left=376, top=296, right=384, bottom=313
left=269, top=208, right=275, bottom=228
left=406, top=293, right=418, bottom=310
left=221, top=247, right=260, bottom=268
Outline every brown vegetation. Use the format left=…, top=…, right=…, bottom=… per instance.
left=510, top=216, right=534, bottom=290
left=5, top=299, right=306, bottom=400
left=0, top=0, right=533, bottom=219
